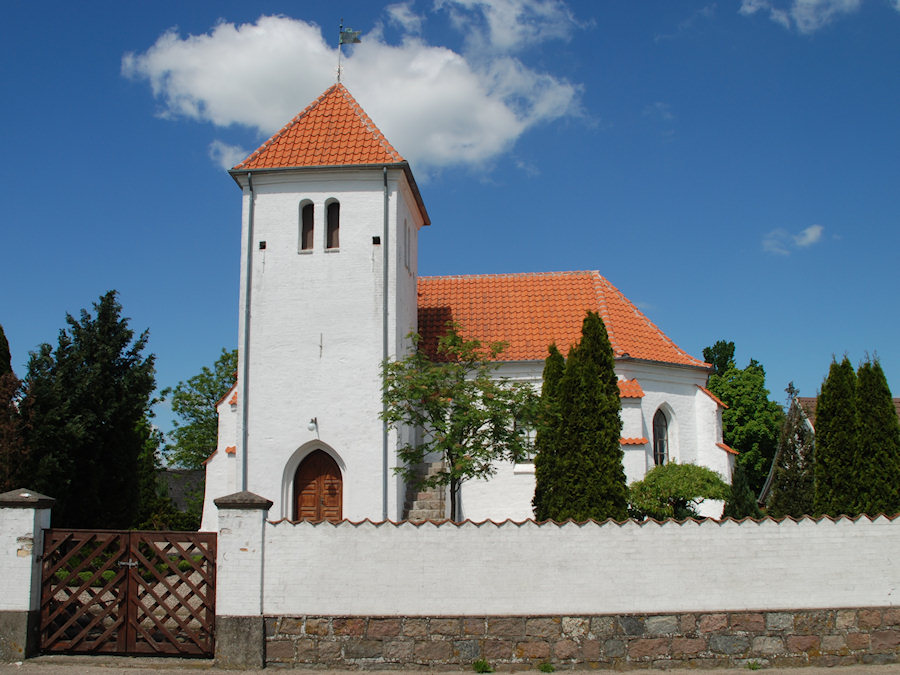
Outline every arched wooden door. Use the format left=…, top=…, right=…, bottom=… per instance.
left=293, top=450, right=342, bottom=522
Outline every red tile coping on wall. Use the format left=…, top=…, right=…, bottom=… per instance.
left=225, top=445, right=237, bottom=455
left=216, top=382, right=238, bottom=408
left=717, top=442, right=738, bottom=455
left=233, top=84, right=404, bottom=170
left=620, top=437, right=649, bottom=445
left=697, top=385, right=728, bottom=408
left=618, top=379, right=644, bottom=398
left=417, top=272, right=708, bottom=367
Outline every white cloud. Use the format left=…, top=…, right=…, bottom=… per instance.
left=738, top=0, right=862, bottom=33
left=763, top=224, right=825, bottom=255
left=793, top=223, right=824, bottom=247
left=122, top=11, right=581, bottom=171
left=209, top=140, right=250, bottom=171
left=643, top=101, right=674, bottom=122
left=386, top=3, right=424, bottom=34
left=435, top=0, right=581, bottom=54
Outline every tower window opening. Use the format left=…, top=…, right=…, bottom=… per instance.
left=300, top=203, right=314, bottom=251
left=326, top=201, right=340, bottom=249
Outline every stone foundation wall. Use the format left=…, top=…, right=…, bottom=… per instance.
left=265, top=607, right=900, bottom=670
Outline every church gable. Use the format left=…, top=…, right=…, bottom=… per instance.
left=417, top=271, right=708, bottom=368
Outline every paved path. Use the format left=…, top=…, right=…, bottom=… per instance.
left=2, top=655, right=900, bottom=674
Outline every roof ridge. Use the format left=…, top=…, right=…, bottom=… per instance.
left=419, top=270, right=595, bottom=282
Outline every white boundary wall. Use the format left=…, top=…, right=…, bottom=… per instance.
left=259, top=516, right=899, bottom=617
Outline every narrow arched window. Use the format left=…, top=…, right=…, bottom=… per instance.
left=300, top=202, right=314, bottom=251
left=653, top=409, right=668, bottom=466
left=326, top=201, right=340, bottom=249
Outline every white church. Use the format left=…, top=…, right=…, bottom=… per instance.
left=200, top=84, right=734, bottom=530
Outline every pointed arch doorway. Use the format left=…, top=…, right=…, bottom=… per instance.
left=293, top=449, right=343, bottom=522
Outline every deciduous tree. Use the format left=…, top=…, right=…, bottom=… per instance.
left=628, top=462, right=730, bottom=521
left=20, top=291, right=155, bottom=528
left=382, top=324, right=538, bottom=522
left=162, top=348, right=237, bottom=469
left=765, top=384, right=815, bottom=518
left=703, top=339, right=735, bottom=378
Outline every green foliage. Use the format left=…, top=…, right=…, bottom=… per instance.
left=813, top=357, right=860, bottom=517
left=472, top=659, right=494, bottom=673
left=20, top=291, right=156, bottom=528
left=538, top=662, right=556, bottom=673
left=532, top=344, right=565, bottom=521
left=854, top=358, right=900, bottom=515
left=0, top=324, right=11, bottom=376
left=766, top=383, right=815, bottom=518
left=722, top=461, right=762, bottom=519
left=546, top=311, right=627, bottom=522
left=382, top=324, right=539, bottom=522
left=162, top=348, right=237, bottom=469
left=702, top=339, right=735, bottom=378
left=628, top=462, right=731, bottom=520
left=705, top=348, right=783, bottom=496
left=0, top=369, right=28, bottom=493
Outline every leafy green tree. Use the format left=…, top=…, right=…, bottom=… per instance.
left=20, top=291, right=156, bottom=528
left=766, top=384, right=815, bottom=518
left=722, top=461, right=762, bottom=519
left=813, top=357, right=859, bottom=517
left=855, top=358, right=900, bottom=515
left=532, top=344, right=565, bottom=521
left=628, top=462, right=731, bottom=520
left=162, top=348, right=237, bottom=469
left=705, top=349, right=783, bottom=496
left=550, top=311, right=627, bottom=522
left=382, top=324, right=539, bottom=522
left=702, top=339, right=735, bottom=378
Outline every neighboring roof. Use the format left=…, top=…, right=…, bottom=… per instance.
left=618, top=379, right=645, bottom=398
left=417, top=271, right=708, bottom=367
left=233, top=83, right=404, bottom=170
left=797, top=396, right=900, bottom=431
left=697, top=385, right=728, bottom=409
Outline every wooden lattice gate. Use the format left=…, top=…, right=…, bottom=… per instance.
left=40, top=529, right=216, bottom=656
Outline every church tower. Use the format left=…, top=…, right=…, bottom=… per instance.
left=225, top=84, right=429, bottom=523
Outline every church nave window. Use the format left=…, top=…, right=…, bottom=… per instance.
left=653, top=409, right=668, bottom=466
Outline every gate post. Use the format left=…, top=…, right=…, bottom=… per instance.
left=214, top=491, right=272, bottom=669
left=0, top=488, right=54, bottom=662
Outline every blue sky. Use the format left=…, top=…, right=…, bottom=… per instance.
left=3, top=0, right=899, bottom=437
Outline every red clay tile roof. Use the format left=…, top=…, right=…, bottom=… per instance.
left=618, top=379, right=645, bottom=398
left=233, top=83, right=404, bottom=170
left=717, top=442, right=739, bottom=455
left=797, top=396, right=900, bottom=430
left=697, top=385, right=728, bottom=409
left=417, top=271, right=708, bottom=367
left=621, top=437, right=649, bottom=445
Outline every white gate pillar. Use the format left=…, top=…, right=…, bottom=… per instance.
left=214, top=490, right=272, bottom=669
left=0, top=488, right=54, bottom=662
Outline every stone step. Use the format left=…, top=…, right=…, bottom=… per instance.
left=406, top=509, right=445, bottom=521
left=411, top=499, right=442, bottom=511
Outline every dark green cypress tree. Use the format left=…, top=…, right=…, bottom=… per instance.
left=766, top=385, right=815, bottom=518
left=551, top=312, right=627, bottom=522
left=722, top=461, right=762, bottom=519
left=0, top=325, right=29, bottom=493
left=21, top=291, right=156, bottom=528
left=0, top=324, right=11, bottom=376
left=813, top=357, right=859, bottom=517
left=532, top=344, right=565, bottom=521
left=856, top=358, right=900, bottom=516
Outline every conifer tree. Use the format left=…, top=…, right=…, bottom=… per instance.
left=766, top=384, right=815, bottom=518
left=20, top=291, right=156, bottom=528
left=532, top=344, right=565, bottom=521
left=856, top=358, right=900, bottom=515
left=0, top=324, right=29, bottom=493
left=0, top=324, right=11, bottom=376
left=813, top=357, right=859, bottom=517
left=722, top=461, right=762, bottom=519
left=551, top=312, right=627, bottom=522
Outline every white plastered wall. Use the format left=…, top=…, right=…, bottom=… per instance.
left=200, top=387, right=238, bottom=531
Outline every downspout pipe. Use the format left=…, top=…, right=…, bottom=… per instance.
left=240, top=172, right=255, bottom=492
left=382, top=166, right=389, bottom=521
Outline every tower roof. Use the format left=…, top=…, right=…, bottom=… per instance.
left=417, top=271, right=709, bottom=368
left=233, top=83, right=405, bottom=170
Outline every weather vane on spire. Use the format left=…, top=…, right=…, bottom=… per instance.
left=337, top=19, right=361, bottom=83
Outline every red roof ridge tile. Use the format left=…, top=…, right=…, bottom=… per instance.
left=717, top=442, right=739, bottom=455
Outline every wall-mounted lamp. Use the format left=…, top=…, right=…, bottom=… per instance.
left=307, top=417, right=318, bottom=432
